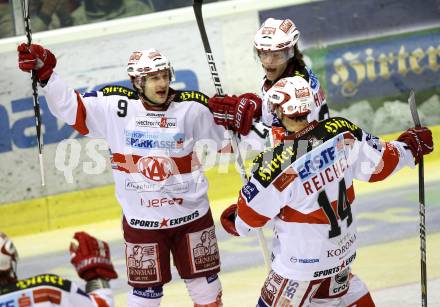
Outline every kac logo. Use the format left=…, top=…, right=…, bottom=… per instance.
left=137, top=156, right=174, bottom=181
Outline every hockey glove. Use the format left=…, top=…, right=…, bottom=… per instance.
left=397, top=127, right=433, bottom=164
left=220, top=204, right=239, bottom=236
left=17, top=43, right=56, bottom=83
left=70, top=231, right=118, bottom=281
left=208, top=93, right=262, bottom=136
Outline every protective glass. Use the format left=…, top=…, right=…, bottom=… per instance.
left=255, top=48, right=292, bottom=65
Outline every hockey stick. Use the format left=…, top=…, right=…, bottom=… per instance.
left=21, top=0, right=45, bottom=186
left=192, top=0, right=271, bottom=271
left=408, top=90, right=427, bottom=307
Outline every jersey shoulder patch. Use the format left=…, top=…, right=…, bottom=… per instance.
left=319, top=117, right=363, bottom=141
left=305, top=66, right=320, bottom=90
left=251, top=143, right=299, bottom=188
left=251, top=117, right=363, bottom=188
left=292, top=65, right=309, bottom=81
left=99, top=85, right=138, bottom=100
left=0, top=274, right=72, bottom=295
left=174, top=90, right=209, bottom=107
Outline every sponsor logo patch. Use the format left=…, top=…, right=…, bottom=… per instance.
left=253, top=145, right=297, bottom=187
left=331, top=267, right=350, bottom=294
left=296, top=140, right=339, bottom=181
left=129, top=219, right=160, bottom=228
left=129, top=211, right=200, bottom=229
left=137, top=156, right=174, bottom=182
left=15, top=274, right=70, bottom=291
left=313, top=252, right=356, bottom=278
left=273, top=167, right=298, bottom=192
left=141, top=197, right=183, bottom=208
left=133, top=287, right=163, bottom=299
left=279, top=19, right=294, bottom=33
left=241, top=182, right=259, bottom=202
left=260, top=271, right=285, bottom=306
left=125, top=130, right=185, bottom=150
left=295, top=86, right=311, bottom=99
left=33, top=288, right=62, bottom=304
left=188, top=226, right=220, bottom=274
left=126, top=243, right=161, bottom=284
left=128, top=52, right=142, bottom=64
left=100, top=85, right=136, bottom=99
left=125, top=179, right=190, bottom=193
left=136, top=116, right=177, bottom=128
left=262, top=27, right=276, bottom=35
left=327, top=233, right=356, bottom=259
left=284, top=280, right=299, bottom=300
left=324, top=118, right=359, bottom=134
left=206, top=274, right=219, bottom=284
left=290, top=256, right=319, bottom=264
left=366, top=133, right=383, bottom=152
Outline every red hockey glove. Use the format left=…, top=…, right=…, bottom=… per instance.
left=397, top=127, right=433, bottom=164
left=220, top=204, right=239, bottom=236
left=208, top=93, right=262, bottom=136
left=17, top=43, right=56, bottom=82
left=70, top=231, right=118, bottom=281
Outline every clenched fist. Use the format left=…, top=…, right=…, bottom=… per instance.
left=18, top=43, right=56, bottom=83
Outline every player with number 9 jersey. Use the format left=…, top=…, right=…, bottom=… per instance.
left=17, top=44, right=225, bottom=307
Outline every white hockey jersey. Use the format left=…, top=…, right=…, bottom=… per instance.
left=261, top=65, right=329, bottom=127
left=235, top=118, right=415, bottom=281
left=0, top=274, right=112, bottom=307
left=242, top=65, right=329, bottom=152
left=43, top=73, right=226, bottom=229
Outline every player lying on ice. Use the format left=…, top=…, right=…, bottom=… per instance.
left=218, top=76, right=433, bottom=307
left=0, top=231, right=117, bottom=306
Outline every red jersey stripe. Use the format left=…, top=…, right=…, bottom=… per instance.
left=369, top=143, right=400, bottom=182
left=90, top=293, right=110, bottom=307
left=111, top=152, right=201, bottom=175
left=72, top=91, right=89, bottom=135
left=237, top=195, right=270, bottom=227
left=279, top=185, right=355, bottom=224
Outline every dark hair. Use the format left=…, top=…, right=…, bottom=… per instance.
left=289, top=115, right=308, bottom=122
left=291, top=45, right=306, bottom=69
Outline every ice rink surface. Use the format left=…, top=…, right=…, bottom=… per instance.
left=12, top=177, right=440, bottom=306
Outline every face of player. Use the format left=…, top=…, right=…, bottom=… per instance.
left=142, top=70, right=170, bottom=105
left=257, top=49, right=289, bottom=81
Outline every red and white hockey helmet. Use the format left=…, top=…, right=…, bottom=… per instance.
left=254, top=18, right=300, bottom=64
left=266, top=76, right=315, bottom=118
left=127, top=48, right=175, bottom=82
left=0, top=232, right=18, bottom=283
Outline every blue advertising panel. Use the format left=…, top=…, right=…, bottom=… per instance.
left=0, top=70, right=198, bottom=153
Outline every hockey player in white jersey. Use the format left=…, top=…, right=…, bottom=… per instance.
left=15, top=43, right=251, bottom=306
left=0, top=231, right=117, bottom=307
left=208, top=17, right=329, bottom=146
left=208, top=17, right=377, bottom=305
left=220, top=76, right=433, bottom=306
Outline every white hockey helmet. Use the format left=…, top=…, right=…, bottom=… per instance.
left=254, top=18, right=300, bottom=64
left=127, top=48, right=175, bottom=87
left=0, top=232, right=18, bottom=283
left=266, top=76, right=315, bottom=118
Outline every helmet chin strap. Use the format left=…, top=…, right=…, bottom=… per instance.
left=133, top=83, right=168, bottom=110
left=140, top=91, right=161, bottom=106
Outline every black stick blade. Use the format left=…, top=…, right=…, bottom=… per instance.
left=408, top=90, right=421, bottom=127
